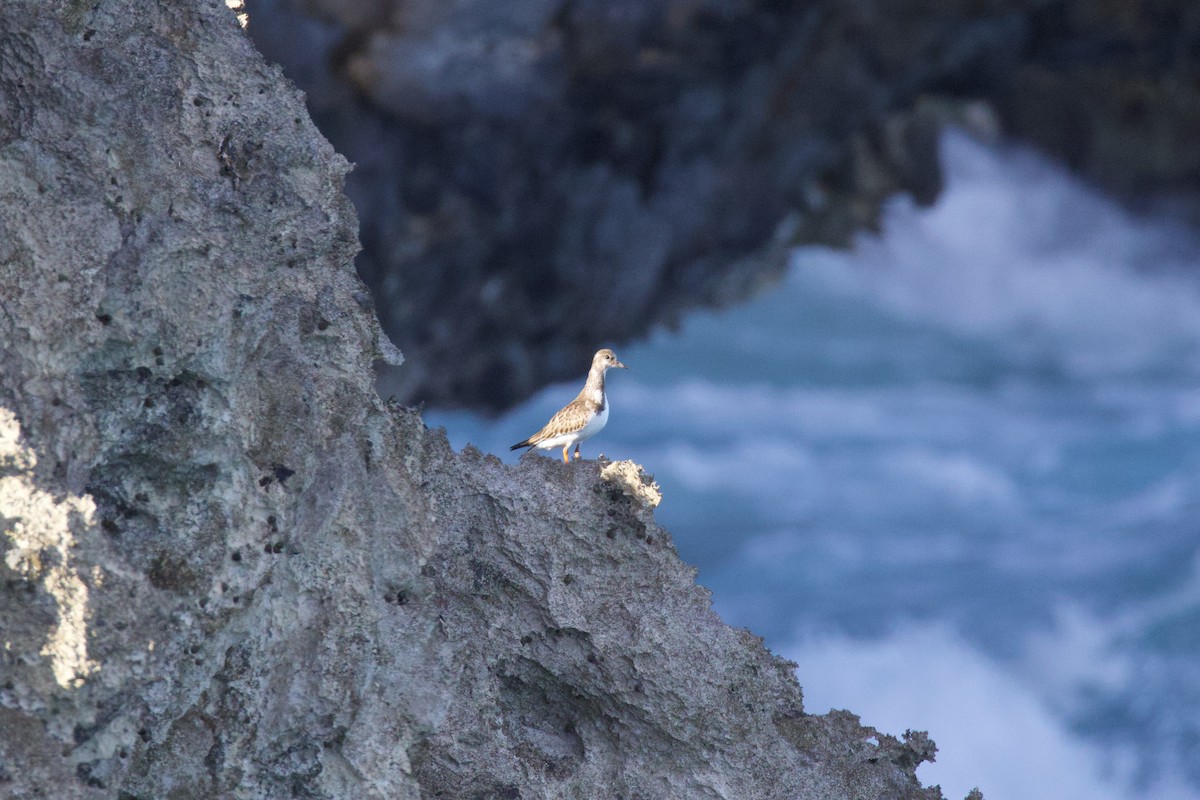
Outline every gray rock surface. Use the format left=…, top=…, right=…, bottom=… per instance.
left=0, top=2, right=958, bottom=799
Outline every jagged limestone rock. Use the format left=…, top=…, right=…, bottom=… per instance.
left=1, top=2, right=949, bottom=798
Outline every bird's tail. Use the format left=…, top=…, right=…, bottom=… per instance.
left=510, top=439, right=532, bottom=451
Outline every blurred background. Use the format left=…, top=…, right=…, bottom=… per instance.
left=244, top=2, right=1200, bottom=798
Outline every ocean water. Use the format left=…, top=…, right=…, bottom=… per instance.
left=424, top=130, right=1200, bottom=800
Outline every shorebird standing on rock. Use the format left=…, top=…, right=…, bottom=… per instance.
left=511, top=348, right=628, bottom=464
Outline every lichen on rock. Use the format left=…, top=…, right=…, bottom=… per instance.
left=599, top=458, right=662, bottom=509
left=1, top=407, right=100, bottom=690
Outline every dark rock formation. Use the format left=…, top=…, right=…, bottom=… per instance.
left=1, top=2, right=957, bottom=798
left=245, top=0, right=958, bottom=411
left=993, top=2, right=1200, bottom=198
left=243, top=0, right=1200, bottom=412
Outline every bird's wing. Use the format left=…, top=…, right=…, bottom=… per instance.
left=525, top=398, right=594, bottom=445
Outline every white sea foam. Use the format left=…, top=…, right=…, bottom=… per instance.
left=793, top=131, right=1200, bottom=379
left=784, top=608, right=1200, bottom=800
left=785, top=625, right=1129, bottom=800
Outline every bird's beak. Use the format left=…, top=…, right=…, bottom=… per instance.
left=614, top=360, right=629, bottom=370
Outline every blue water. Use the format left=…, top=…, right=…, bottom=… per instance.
left=425, top=131, right=1200, bottom=800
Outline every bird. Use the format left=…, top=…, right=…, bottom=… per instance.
left=511, top=348, right=628, bottom=464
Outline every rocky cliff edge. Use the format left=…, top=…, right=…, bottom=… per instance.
left=1, top=3, right=954, bottom=798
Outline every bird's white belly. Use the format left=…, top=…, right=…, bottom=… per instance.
left=536, top=403, right=608, bottom=449
left=576, top=403, right=608, bottom=441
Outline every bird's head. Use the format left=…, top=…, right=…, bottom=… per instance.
left=594, top=348, right=628, bottom=372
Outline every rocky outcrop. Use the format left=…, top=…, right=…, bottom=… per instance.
left=245, top=0, right=954, bottom=410
left=244, top=0, right=1200, bottom=411
left=1, top=3, right=951, bottom=799
left=993, top=2, right=1200, bottom=198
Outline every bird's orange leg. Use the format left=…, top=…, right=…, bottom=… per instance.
left=561, top=445, right=570, bottom=464
left=573, top=444, right=581, bottom=461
